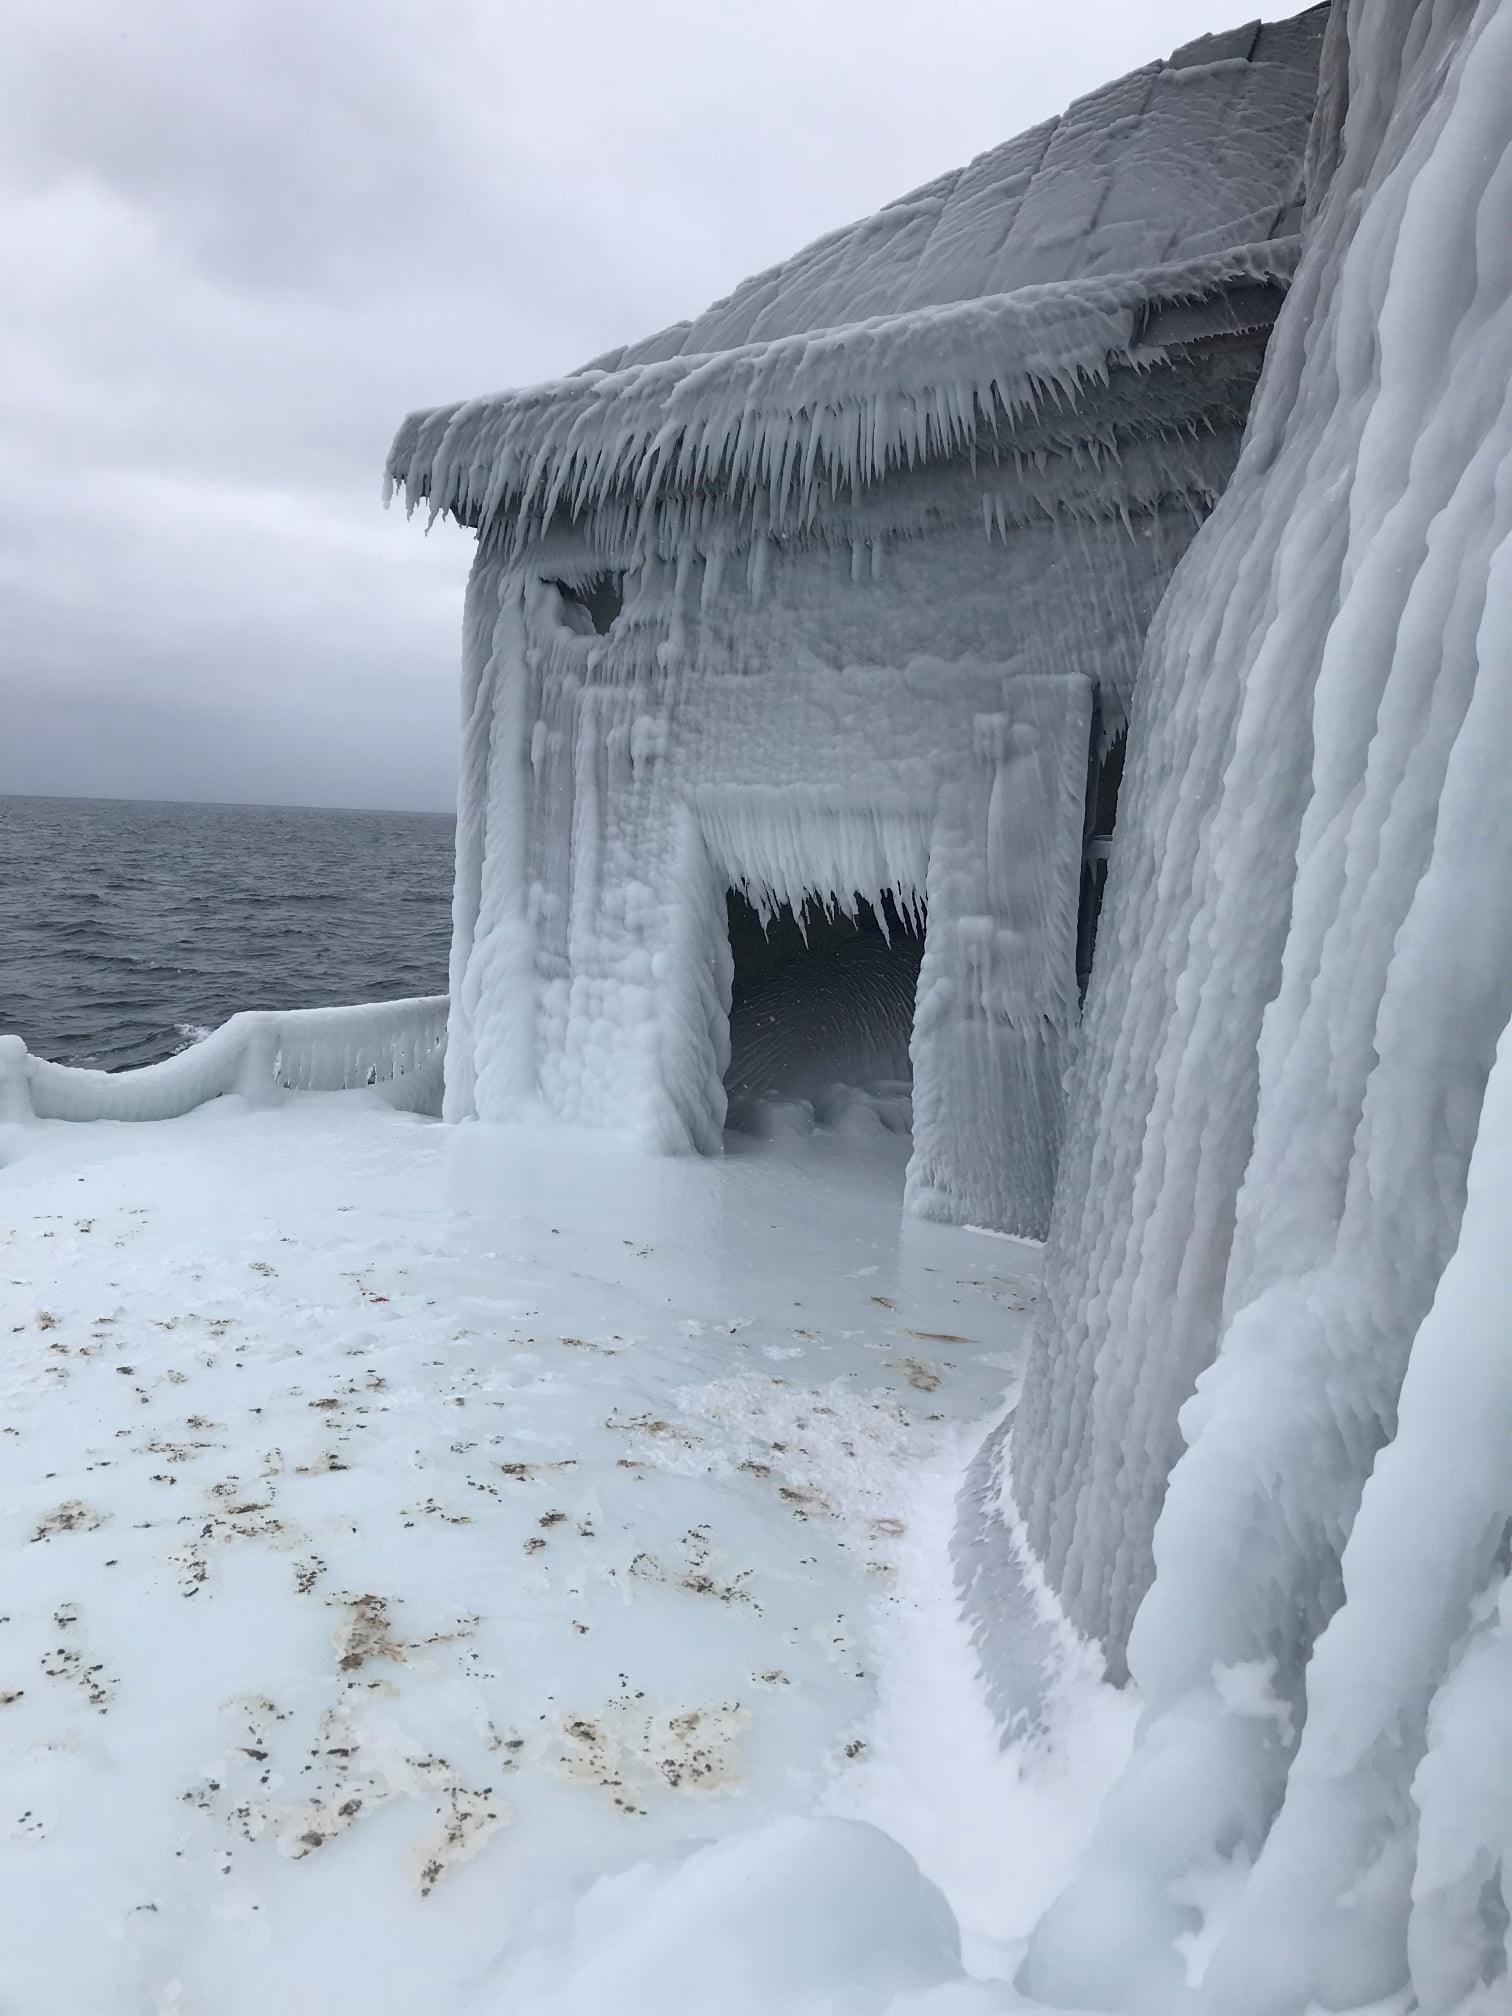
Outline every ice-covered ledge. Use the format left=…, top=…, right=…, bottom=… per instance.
left=0, top=995, right=448, bottom=1125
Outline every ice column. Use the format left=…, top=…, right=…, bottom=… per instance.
left=444, top=551, right=539, bottom=1122
left=906, top=674, right=1090, bottom=1237
left=1002, top=0, right=1512, bottom=2004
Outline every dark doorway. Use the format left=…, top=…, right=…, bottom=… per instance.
left=1077, top=729, right=1125, bottom=997
left=723, top=890, right=924, bottom=1131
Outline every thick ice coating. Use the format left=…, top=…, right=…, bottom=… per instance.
left=1003, top=0, right=1512, bottom=2004
left=388, top=14, right=1326, bottom=1237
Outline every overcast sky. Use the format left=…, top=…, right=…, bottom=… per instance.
left=1, top=0, right=1240, bottom=814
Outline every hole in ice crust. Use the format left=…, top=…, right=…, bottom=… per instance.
left=545, top=571, right=625, bottom=636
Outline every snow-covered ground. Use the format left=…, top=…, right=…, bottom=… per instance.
left=0, top=1093, right=1128, bottom=2014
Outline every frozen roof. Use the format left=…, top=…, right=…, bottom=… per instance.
left=387, top=7, right=1328, bottom=547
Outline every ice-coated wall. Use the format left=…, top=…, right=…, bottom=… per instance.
left=1003, top=0, right=1512, bottom=2003
left=441, top=455, right=1217, bottom=1234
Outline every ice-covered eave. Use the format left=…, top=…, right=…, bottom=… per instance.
left=384, top=240, right=1299, bottom=551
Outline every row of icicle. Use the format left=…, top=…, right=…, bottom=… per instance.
left=385, top=242, right=1298, bottom=556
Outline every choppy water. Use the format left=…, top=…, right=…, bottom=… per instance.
left=1, top=795, right=454, bottom=1070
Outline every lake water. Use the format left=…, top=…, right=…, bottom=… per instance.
left=0, top=795, right=454, bottom=1070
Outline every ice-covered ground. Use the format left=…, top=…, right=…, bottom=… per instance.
left=0, top=1093, right=1129, bottom=2014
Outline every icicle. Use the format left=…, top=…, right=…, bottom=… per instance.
left=747, top=533, right=769, bottom=604
left=699, top=544, right=726, bottom=618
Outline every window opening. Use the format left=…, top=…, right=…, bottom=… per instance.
left=546, top=570, right=625, bottom=636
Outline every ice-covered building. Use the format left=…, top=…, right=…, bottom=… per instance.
left=387, top=10, right=1326, bottom=1235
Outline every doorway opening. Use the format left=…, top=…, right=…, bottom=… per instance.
left=723, top=889, right=925, bottom=1138
left=1076, top=726, right=1125, bottom=997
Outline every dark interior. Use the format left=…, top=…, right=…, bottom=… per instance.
left=547, top=570, right=626, bottom=636
left=723, top=890, right=924, bottom=1123
left=1077, top=728, right=1126, bottom=996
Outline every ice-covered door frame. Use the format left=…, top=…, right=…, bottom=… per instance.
left=697, top=790, right=932, bottom=1127
left=905, top=673, right=1092, bottom=1235
left=683, top=671, right=1091, bottom=1237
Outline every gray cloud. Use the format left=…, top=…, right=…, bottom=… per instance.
left=0, top=0, right=1238, bottom=812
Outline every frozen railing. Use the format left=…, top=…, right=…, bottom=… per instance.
left=0, top=996, right=448, bottom=1125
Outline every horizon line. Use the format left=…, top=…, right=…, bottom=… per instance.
left=0, top=787, right=456, bottom=820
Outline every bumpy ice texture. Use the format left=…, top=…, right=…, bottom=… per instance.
left=1007, top=0, right=1512, bottom=2006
